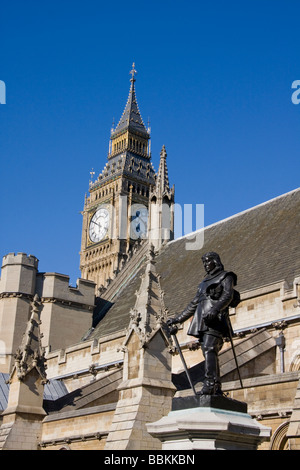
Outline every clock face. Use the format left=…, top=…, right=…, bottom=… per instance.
left=89, top=207, right=110, bottom=243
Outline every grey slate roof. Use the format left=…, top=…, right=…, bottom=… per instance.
left=88, top=187, right=300, bottom=340
left=0, top=374, right=8, bottom=411
left=111, top=79, right=149, bottom=138
left=90, top=152, right=156, bottom=192
left=0, top=373, right=68, bottom=411
left=89, top=262, right=146, bottom=339
left=158, top=187, right=300, bottom=317
left=44, top=368, right=122, bottom=413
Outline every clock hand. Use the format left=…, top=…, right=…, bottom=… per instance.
left=91, top=219, right=101, bottom=227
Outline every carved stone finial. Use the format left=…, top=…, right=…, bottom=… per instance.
left=8, top=294, right=48, bottom=384
left=120, top=251, right=174, bottom=352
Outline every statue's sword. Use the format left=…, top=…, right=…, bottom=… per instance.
left=225, top=315, right=243, bottom=389
left=169, top=326, right=197, bottom=397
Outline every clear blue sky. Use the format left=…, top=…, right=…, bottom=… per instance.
left=1, top=0, right=300, bottom=285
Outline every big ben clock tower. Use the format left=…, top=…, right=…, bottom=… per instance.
left=80, top=64, right=157, bottom=291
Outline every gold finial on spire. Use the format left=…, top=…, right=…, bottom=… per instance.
left=130, top=62, right=137, bottom=82
left=90, top=168, right=95, bottom=184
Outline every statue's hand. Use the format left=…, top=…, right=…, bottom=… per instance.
left=166, top=318, right=178, bottom=335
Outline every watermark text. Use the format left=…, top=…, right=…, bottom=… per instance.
left=0, top=80, right=6, bottom=104
left=88, top=197, right=205, bottom=251
left=291, top=80, right=300, bottom=105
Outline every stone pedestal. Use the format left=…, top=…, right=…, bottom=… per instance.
left=147, top=395, right=271, bottom=450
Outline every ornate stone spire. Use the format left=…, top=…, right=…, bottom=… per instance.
left=8, top=294, right=47, bottom=384
left=155, top=145, right=170, bottom=197
left=1, top=294, right=47, bottom=450
left=105, top=245, right=176, bottom=450
left=111, top=63, right=149, bottom=139
left=122, top=244, right=173, bottom=350
left=148, top=145, right=175, bottom=251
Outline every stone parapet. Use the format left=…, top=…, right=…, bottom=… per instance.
left=0, top=252, right=38, bottom=295
left=1, top=253, right=38, bottom=270
left=36, top=273, right=95, bottom=308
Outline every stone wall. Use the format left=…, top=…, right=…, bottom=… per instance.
left=40, top=405, right=115, bottom=450
left=0, top=253, right=38, bottom=372
left=0, top=253, right=96, bottom=372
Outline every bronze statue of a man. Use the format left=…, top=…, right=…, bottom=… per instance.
left=167, top=252, right=238, bottom=396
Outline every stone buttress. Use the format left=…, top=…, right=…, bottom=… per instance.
left=104, top=245, right=176, bottom=450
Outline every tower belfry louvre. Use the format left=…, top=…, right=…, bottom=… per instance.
left=79, top=64, right=174, bottom=291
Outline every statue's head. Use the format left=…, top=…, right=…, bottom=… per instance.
left=201, top=252, right=224, bottom=274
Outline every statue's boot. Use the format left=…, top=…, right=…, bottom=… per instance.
left=200, top=333, right=223, bottom=395
left=199, top=379, right=222, bottom=396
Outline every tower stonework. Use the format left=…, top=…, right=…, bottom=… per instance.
left=79, top=64, right=174, bottom=292
left=79, top=64, right=154, bottom=291
left=0, top=295, right=47, bottom=450
left=149, top=145, right=175, bottom=251
left=104, top=246, right=176, bottom=450
left=0, top=253, right=95, bottom=368
left=0, top=253, right=38, bottom=373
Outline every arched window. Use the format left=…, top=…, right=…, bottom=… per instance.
left=290, top=351, right=300, bottom=371
left=270, top=421, right=290, bottom=450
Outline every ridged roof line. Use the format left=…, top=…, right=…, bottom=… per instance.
left=169, top=186, right=300, bottom=244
